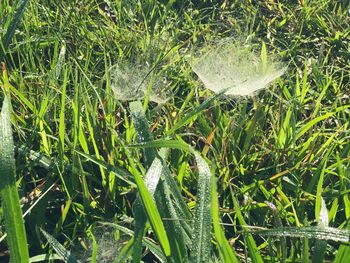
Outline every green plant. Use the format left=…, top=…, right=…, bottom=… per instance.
left=1, top=1, right=349, bottom=262
left=0, top=93, right=29, bottom=262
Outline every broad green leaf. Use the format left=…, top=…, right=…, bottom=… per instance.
left=130, top=127, right=189, bottom=261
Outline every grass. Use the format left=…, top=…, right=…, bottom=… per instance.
left=0, top=0, right=350, bottom=262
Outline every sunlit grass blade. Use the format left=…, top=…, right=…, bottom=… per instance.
left=52, top=41, right=67, bottom=80
left=40, top=228, right=80, bottom=263
left=0, top=96, right=29, bottom=262
left=189, top=152, right=213, bottom=262
left=129, top=138, right=192, bottom=152
left=58, top=68, right=67, bottom=158
left=29, top=254, right=62, bottom=262
left=296, top=112, right=334, bottom=140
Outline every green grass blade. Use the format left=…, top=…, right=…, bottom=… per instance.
left=0, top=96, right=29, bottom=263
left=29, top=254, right=62, bottom=262
left=211, top=175, right=238, bottom=262
left=58, top=68, right=67, bottom=157
left=124, top=147, right=171, bottom=257
left=131, top=139, right=194, bottom=246
left=189, top=152, right=213, bottom=262
left=132, top=199, right=147, bottom=263
left=40, top=228, right=80, bottom=263
left=73, top=149, right=136, bottom=187
left=129, top=100, right=165, bottom=261
left=248, top=226, right=350, bottom=243
left=113, top=237, right=135, bottom=263
left=265, top=202, right=287, bottom=262
left=155, top=172, right=189, bottom=262
left=303, top=231, right=310, bottom=263
left=312, top=197, right=328, bottom=263
left=334, top=223, right=350, bottom=263
left=129, top=139, right=192, bottom=152
left=296, top=112, right=334, bottom=140
left=166, top=92, right=223, bottom=136
left=0, top=0, right=30, bottom=61
left=232, top=195, right=264, bottom=263
left=129, top=100, right=156, bottom=168
left=132, top=149, right=174, bottom=262
left=260, top=41, right=267, bottom=73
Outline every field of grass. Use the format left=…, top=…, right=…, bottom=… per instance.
left=0, top=0, right=349, bottom=262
